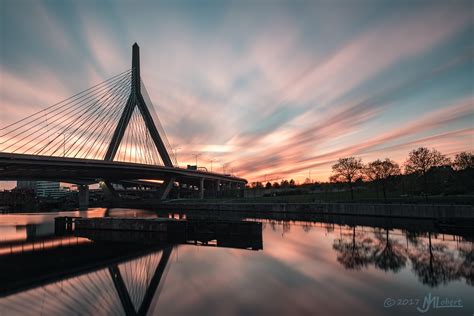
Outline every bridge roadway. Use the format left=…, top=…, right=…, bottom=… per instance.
left=0, top=152, right=246, bottom=186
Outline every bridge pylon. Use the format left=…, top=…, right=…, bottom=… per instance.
left=105, top=43, right=173, bottom=167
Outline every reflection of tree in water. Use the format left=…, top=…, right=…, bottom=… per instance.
left=332, top=227, right=373, bottom=270
left=324, top=223, right=335, bottom=234
left=302, top=222, right=312, bottom=233
left=372, top=228, right=407, bottom=273
left=457, top=244, right=474, bottom=286
left=282, top=222, right=291, bottom=237
left=331, top=226, right=473, bottom=287
left=405, top=231, right=423, bottom=248
left=270, top=221, right=277, bottom=231
left=408, top=232, right=459, bottom=287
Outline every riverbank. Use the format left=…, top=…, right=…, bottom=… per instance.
left=100, top=200, right=474, bottom=220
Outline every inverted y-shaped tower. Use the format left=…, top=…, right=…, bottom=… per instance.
left=105, top=43, right=173, bottom=167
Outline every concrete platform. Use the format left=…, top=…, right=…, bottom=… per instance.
left=75, top=217, right=185, bottom=233
left=56, top=217, right=263, bottom=250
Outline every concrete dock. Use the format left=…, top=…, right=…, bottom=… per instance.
left=75, top=217, right=186, bottom=233
left=56, top=217, right=263, bottom=250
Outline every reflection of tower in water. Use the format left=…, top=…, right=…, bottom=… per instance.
left=0, top=248, right=172, bottom=316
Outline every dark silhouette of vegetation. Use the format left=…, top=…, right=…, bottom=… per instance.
left=364, top=159, right=400, bottom=200
left=404, top=147, right=450, bottom=196
left=453, top=152, right=474, bottom=170
left=325, top=148, right=473, bottom=201
left=330, top=157, right=364, bottom=200
left=245, top=148, right=473, bottom=204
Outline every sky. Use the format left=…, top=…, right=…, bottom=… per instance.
left=0, top=0, right=473, bottom=188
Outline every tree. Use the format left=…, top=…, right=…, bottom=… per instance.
left=251, top=181, right=263, bottom=189
left=453, top=152, right=474, bottom=170
left=330, top=157, right=364, bottom=200
left=272, top=182, right=280, bottom=189
left=404, top=147, right=450, bottom=194
left=364, top=158, right=400, bottom=200
left=265, top=182, right=272, bottom=189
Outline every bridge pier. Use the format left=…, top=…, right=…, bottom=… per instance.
left=199, top=178, right=204, bottom=199
left=78, top=185, right=89, bottom=210
left=158, top=178, right=175, bottom=200
left=101, top=181, right=119, bottom=200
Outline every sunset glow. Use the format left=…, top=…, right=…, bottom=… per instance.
left=1, top=1, right=472, bottom=185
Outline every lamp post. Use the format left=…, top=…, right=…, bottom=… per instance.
left=172, top=146, right=181, bottom=167
left=210, top=159, right=219, bottom=172
left=194, top=153, right=201, bottom=167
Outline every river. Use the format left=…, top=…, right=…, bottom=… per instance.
left=0, top=208, right=472, bottom=315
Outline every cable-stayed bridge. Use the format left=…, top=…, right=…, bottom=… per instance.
left=0, top=43, right=246, bottom=204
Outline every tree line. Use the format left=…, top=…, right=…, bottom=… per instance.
left=330, top=147, right=473, bottom=200
left=248, top=147, right=473, bottom=202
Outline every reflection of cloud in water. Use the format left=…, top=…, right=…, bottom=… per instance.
left=0, top=219, right=472, bottom=316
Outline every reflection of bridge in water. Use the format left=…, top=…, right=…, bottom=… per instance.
left=1, top=209, right=472, bottom=315
left=1, top=246, right=171, bottom=315
left=0, top=219, right=263, bottom=315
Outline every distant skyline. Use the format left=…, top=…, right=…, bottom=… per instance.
left=1, top=0, right=473, bottom=188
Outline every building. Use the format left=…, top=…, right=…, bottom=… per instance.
left=16, top=181, right=37, bottom=191
left=36, top=181, right=66, bottom=199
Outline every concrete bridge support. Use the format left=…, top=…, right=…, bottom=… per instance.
left=101, top=180, right=119, bottom=200
left=78, top=184, right=89, bottom=210
left=158, top=178, right=175, bottom=200
left=199, top=178, right=205, bottom=199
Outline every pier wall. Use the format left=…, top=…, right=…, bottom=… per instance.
left=153, top=202, right=474, bottom=219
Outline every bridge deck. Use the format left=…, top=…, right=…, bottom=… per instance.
left=0, top=152, right=246, bottom=184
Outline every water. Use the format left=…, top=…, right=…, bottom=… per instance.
left=0, top=208, right=472, bottom=315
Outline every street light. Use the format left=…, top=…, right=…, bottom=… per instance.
left=210, top=159, right=219, bottom=172
left=194, top=153, right=201, bottom=167
left=172, top=146, right=181, bottom=166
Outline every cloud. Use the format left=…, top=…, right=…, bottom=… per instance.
left=230, top=96, right=473, bottom=182
left=1, top=1, right=472, bottom=184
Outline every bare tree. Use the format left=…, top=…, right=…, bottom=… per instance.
left=453, top=152, right=474, bottom=170
left=404, top=147, right=450, bottom=194
left=330, top=157, right=364, bottom=200
left=364, top=158, right=400, bottom=200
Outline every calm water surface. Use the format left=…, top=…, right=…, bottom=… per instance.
left=0, top=208, right=472, bottom=315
